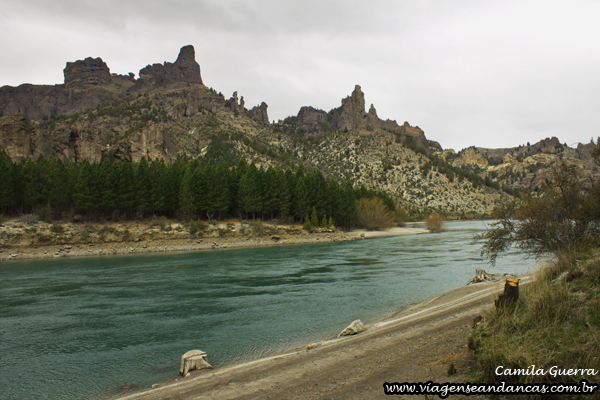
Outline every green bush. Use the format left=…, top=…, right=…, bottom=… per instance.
left=186, top=219, right=205, bottom=235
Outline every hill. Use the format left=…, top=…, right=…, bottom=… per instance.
left=1, top=45, right=598, bottom=218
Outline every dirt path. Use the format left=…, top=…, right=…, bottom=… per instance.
left=113, top=278, right=527, bottom=400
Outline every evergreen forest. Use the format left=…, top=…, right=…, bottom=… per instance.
left=0, top=150, right=398, bottom=230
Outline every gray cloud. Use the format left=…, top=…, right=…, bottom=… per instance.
left=2, top=0, right=599, bottom=151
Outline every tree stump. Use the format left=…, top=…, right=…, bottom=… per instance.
left=494, top=278, right=519, bottom=307
left=180, top=350, right=212, bottom=376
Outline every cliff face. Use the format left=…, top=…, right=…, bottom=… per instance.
left=0, top=112, right=179, bottom=163
left=0, top=84, right=102, bottom=121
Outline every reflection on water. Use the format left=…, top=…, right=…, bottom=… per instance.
left=0, top=221, right=535, bottom=400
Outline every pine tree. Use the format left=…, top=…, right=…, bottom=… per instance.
left=150, top=158, right=168, bottom=215
left=22, top=158, right=41, bottom=213
left=99, top=159, right=117, bottom=216
left=0, top=151, right=16, bottom=213
left=339, top=181, right=358, bottom=230
left=192, top=164, right=207, bottom=218
left=209, top=161, right=231, bottom=220
left=179, top=165, right=195, bottom=219
left=114, top=161, right=135, bottom=218
left=294, top=176, right=311, bottom=221
left=239, top=164, right=262, bottom=220
left=310, top=206, right=319, bottom=227
left=135, top=157, right=152, bottom=219
left=312, top=170, right=329, bottom=220
left=264, top=167, right=280, bottom=220
left=73, top=160, right=99, bottom=220
left=321, top=215, right=328, bottom=228
left=277, top=168, right=291, bottom=219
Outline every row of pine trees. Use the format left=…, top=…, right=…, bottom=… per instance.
left=0, top=151, right=388, bottom=229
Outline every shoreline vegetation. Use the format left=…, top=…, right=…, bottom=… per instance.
left=0, top=218, right=430, bottom=262
left=469, top=160, right=600, bottom=388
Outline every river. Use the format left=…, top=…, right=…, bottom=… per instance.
left=0, top=221, right=536, bottom=400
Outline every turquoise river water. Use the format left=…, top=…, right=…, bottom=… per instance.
left=0, top=221, right=536, bottom=400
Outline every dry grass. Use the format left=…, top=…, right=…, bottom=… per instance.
left=469, top=249, right=600, bottom=386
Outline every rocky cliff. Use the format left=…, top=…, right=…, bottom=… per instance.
left=0, top=45, right=204, bottom=121
left=283, top=85, right=432, bottom=154
left=135, top=45, right=203, bottom=89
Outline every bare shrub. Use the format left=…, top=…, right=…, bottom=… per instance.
left=476, top=163, right=600, bottom=265
left=250, top=220, right=264, bottom=235
left=356, top=197, right=394, bottom=231
left=425, top=214, right=444, bottom=233
left=18, top=214, right=40, bottom=224
left=157, top=216, right=168, bottom=232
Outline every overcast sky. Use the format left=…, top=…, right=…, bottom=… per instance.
left=2, top=0, right=599, bottom=151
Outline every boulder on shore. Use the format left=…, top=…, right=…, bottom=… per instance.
left=338, top=319, right=366, bottom=337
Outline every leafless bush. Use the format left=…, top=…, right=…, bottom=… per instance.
left=425, top=214, right=445, bottom=233
left=18, top=214, right=40, bottom=224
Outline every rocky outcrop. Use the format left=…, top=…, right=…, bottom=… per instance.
left=458, top=147, right=489, bottom=167
left=135, top=45, right=203, bottom=89
left=463, top=136, right=595, bottom=165
left=331, top=85, right=368, bottom=131
left=64, top=57, right=111, bottom=89
left=297, top=106, right=328, bottom=127
left=576, top=138, right=599, bottom=161
left=290, top=85, right=433, bottom=153
left=227, top=91, right=242, bottom=112
left=249, top=102, right=269, bottom=126
left=1, top=45, right=204, bottom=121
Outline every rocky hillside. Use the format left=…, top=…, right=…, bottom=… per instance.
left=1, top=45, right=598, bottom=218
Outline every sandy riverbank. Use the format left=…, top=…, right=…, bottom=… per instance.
left=111, top=276, right=529, bottom=400
left=0, top=220, right=430, bottom=262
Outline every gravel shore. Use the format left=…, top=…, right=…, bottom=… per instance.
left=0, top=219, right=430, bottom=262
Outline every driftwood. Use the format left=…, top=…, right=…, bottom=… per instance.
left=466, top=268, right=515, bottom=285
left=180, top=350, right=212, bottom=376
